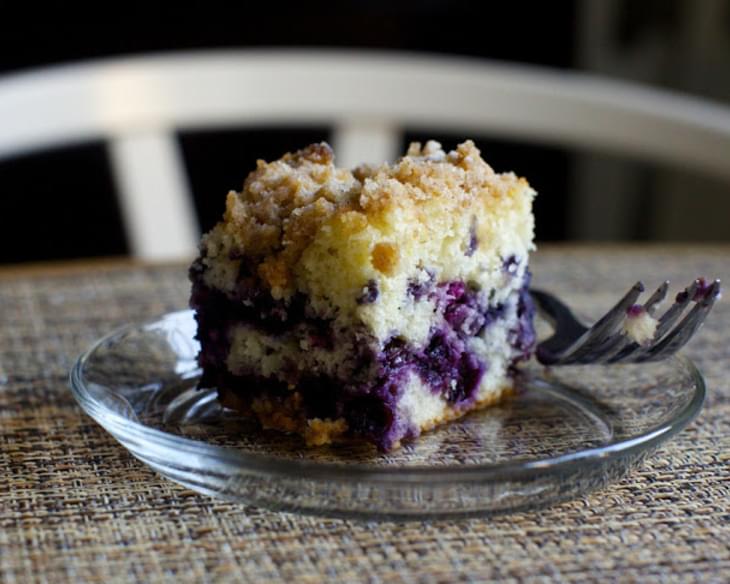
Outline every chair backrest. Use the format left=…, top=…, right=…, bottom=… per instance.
left=2, top=50, right=729, bottom=259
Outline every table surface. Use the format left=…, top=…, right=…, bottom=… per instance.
left=1, top=245, right=729, bottom=583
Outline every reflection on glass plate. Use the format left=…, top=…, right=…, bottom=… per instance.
left=70, top=310, right=704, bottom=520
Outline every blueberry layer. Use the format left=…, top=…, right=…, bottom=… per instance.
left=190, top=258, right=312, bottom=335
left=191, top=264, right=535, bottom=451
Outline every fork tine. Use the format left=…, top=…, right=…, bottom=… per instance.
left=653, top=279, right=700, bottom=339
left=643, top=281, right=669, bottom=315
left=639, top=280, right=721, bottom=362
left=557, top=282, right=644, bottom=364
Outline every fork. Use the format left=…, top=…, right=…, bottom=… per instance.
left=531, top=278, right=721, bottom=365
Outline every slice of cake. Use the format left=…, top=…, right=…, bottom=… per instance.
left=189, top=140, right=536, bottom=451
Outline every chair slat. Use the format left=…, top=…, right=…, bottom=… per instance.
left=109, top=131, right=199, bottom=260
left=332, top=121, right=400, bottom=168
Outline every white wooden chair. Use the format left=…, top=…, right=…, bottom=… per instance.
left=1, top=50, right=729, bottom=260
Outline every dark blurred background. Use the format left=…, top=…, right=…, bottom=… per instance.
left=1, top=1, right=729, bottom=263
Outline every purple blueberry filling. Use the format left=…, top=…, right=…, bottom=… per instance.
left=190, top=259, right=310, bottom=334
left=692, top=277, right=713, bottom=301
left=626, top=304, right=644, bottom=317
left=438, top=281, right=504, bottom=336
left=503, top=255, right=519, bottom=274
left=407, top=268, right=435, bottom=300
left=675, top=278, right=713, bottom=303
left=190, top=261, right=536, bottom=451
left=356, top=280, right=379, bottom=305
left=509, top=270, right=536, bottom=360
left=466, top=219, right=479, bottom=256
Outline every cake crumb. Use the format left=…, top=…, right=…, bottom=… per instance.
left=371, top=242, right=399, bottom=275
left=304, top=418, right=349, bottom=446
left=251, top=394, right=303, bottom=433
left=623, top=305, right=658, bottom=345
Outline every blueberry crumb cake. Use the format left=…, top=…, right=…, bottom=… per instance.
left=189, top=140, right=537, bottom=451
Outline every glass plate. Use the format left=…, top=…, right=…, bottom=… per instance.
left=69, top=310, right=705, bottom=520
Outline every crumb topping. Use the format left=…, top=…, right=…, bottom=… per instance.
left=201, top=139, right=534, bottom=302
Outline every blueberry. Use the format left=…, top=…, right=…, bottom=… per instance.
left=466, top=219, right=479, bottom=256
left=626, top=304, right=644, bottom=317
left=692, top=278, right=712, bottom=301
left=503, top=255, right=519, bottom=275
left=357, top=280, right=379, bottom=305
left=345, top=396, right=394, bottom=437
left=407, top=269, right=435, bottom=300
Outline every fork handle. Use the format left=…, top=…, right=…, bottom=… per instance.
left=530, top=289, right=588, bottom=364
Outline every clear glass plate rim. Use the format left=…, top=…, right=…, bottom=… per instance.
left=68, top=310, right=706, bottom=484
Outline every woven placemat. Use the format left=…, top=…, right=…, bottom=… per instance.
left=1, top=246, right=729, bottom=583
